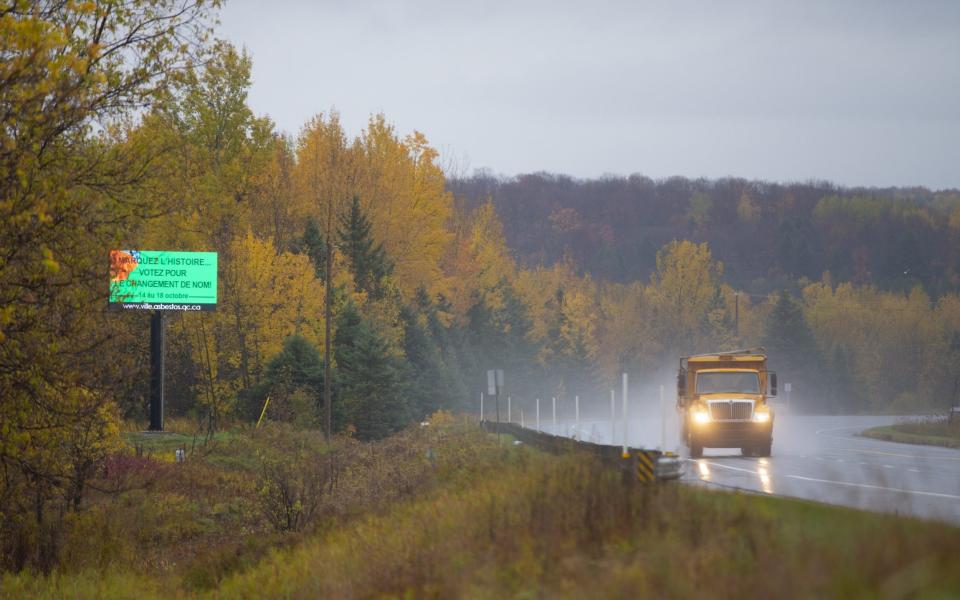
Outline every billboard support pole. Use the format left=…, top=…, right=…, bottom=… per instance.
left=149, top=310, right=165, bottom=431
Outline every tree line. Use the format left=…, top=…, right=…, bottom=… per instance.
left=450, top=172, right=960, bottom=296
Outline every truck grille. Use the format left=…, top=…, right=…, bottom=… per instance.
left=709, top=400, right=754, bottom=421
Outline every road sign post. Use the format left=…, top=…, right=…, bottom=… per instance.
left=149, top=311, right=164, bottom=431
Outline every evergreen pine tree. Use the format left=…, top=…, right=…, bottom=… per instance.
left=467, top=280, right=544, bottom=401
left=243, top=335, right=329, bottom=426
left=418, top=288, right=471, bottom=408
left=762, top=290, right=822, bottom=411
left=829, top=345, right=858, bottom=414
left=338, top=196, right=392, bottom=298
left=334, top=302, right=409, bottom=440
left=300, top=217, right=327, bottom=281
left=400, top=305, right=460, bottom=419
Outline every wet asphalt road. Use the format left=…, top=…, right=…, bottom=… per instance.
left=532, top=410, right=960, bottom=524
left=680, top=415, right=960, bottom=524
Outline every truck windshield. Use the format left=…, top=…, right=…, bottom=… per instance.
left=696, top=372, right=760, bottom=394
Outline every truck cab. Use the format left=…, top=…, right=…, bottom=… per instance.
left=678, top=349, right=776, bottom=458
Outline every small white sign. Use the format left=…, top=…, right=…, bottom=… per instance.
left=784, top=382, right=792, bottom=392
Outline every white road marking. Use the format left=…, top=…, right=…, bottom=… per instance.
left=883, top=464, right=895, bottom=469
left=908, top=468, right=921, bottom=473
left=683, top=459, right=756, bottom=475
left=786, top=475, right=960, bottom=501
left=836, top=448, right=960, bottom=462
left=685, top=457, right=959, bottom=500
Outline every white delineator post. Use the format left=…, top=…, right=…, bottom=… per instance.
left=552, top=397, right=557, bottom=434
left=480, top=392, right=484, bottom=423
left=610, top=389, right=616, bottom=444
left=622, top=373, right=629, bottom=457
left=575, top=395, right=580, bottom=440
left=536, top=398, right=540, bottom=432
left=508, top=396, right=512, bottom=423
left=520, top=409, right=525, bottom=428
left=660, top=384, right=666, bottom=451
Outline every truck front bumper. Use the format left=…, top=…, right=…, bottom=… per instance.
left=690, top=420, right=772, bottom=447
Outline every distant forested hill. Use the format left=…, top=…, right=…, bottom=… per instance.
left=450, top=173, right=960, bottom=295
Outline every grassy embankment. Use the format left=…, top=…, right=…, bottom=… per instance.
left=862, top=416, right=960, bottom=449
left=4, top=415, right=960, bottom=599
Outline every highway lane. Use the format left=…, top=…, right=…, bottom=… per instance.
left=532, top=411, right=960, bottom=524
left=681, top=415, right=960, bottom=524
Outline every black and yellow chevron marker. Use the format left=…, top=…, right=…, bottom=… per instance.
left=636, top=451, right=656, bottom=482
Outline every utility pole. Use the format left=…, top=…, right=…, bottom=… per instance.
left=323, top=189, right=335, bottom=443
left=735, top=291, right=740, bottom=339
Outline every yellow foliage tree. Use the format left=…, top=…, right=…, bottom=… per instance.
left=354, top=115, right=452, bottom=298
left=441, top=202, right=517, bottom=323
left=594, top=281, right=661, bottom=382
left=184, top=233, right=326, bottom=430
left=648, top=240, right=724, bottom=354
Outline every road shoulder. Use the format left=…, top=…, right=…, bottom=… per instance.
left=860, top=425, right=960, bottom=449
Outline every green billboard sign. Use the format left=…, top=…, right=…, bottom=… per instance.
left=109, top=250, right=217, bottom=312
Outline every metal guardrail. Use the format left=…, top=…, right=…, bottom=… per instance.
left=482, top=421, right=683, bottom=482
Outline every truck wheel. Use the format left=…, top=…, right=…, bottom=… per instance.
left=741, top=446, right=754, bottom=457
left=690, top=442, right=703, bottom=458
left=758, top=442, right=772, bottom=457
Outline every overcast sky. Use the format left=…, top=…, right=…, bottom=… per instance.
left=217, top=0, right=960, bottom=189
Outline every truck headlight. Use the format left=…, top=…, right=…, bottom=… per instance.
left=753, top=411, right=770, bottom=423
left=693, top=410, right=711, bottom=424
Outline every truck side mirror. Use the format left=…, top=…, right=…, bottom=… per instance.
left=770, top=372, right=778, bottom=397
left=677, top=371, right=687, bottom=406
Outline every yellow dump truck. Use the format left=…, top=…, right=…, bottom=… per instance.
left=677, top=349, right=776, bottom=458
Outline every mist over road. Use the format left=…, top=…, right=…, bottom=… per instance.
left=535, top=409, right=960, bottom=523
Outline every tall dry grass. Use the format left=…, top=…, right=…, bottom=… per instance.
left=215, top=448, right=960, bottom=598
left=5, top=415, right=960, bottom=598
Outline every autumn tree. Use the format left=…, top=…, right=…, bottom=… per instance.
left=0, top=0, right=220, bottom=570
left=354, top=115, right=452, bottom=298
left=648, top=241, right=724, bottom=355
left=295, top=112, right=353, bottom=441
left=191, top=232, right=325, bottom=431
